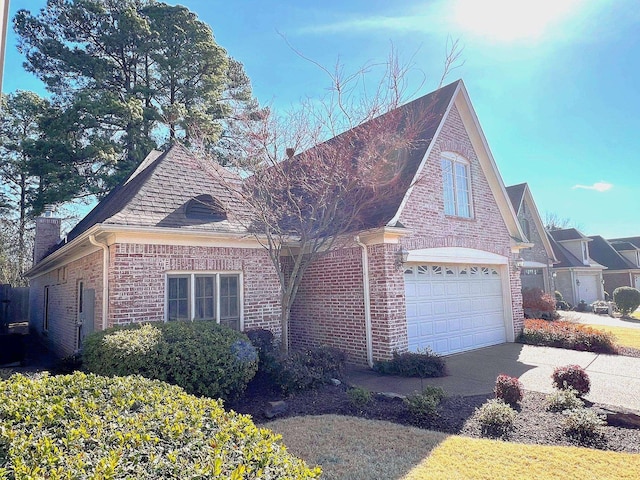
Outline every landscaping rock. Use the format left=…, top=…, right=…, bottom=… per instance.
left=330, top=378, right=341, bottom=386
left=377, top=392, right=406, bottom=400
left=264, top=400, right=288, bottom=419
left=594, top=408, right=640, bottom=429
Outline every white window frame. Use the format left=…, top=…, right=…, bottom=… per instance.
left=582, top=242, right=589, bottom=264
left=441, top=151, right=473, bottom=218
left=165, top=271, right=244, bottom=330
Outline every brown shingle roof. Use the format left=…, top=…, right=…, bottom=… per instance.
left=505, top=183, right=526, bottom=213
left=63, top=144, right=245, bottom=247
left=588, top=235, right=636, bottom=270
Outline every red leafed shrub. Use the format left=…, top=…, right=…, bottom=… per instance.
left=518, top=319, right=618, bottom=354
left=494, top=374, right=524, bottom=406
left=522, top=288, right=557, bottom=319
left=552, top=364, right=591, bottom=396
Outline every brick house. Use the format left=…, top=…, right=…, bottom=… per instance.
left=505, top=183, right=557, bottom=293
left=588, top=236, right=640, bottom=295
left=547, top=228, right=605, bottom=306
left=27, top=79, right=529, bottom=365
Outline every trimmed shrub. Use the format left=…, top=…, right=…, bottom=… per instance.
left=404, top=386, right=446, bottom=421
left=563, top=407, right=605, bottom=440
left=552, top=364, right=591, bottom=396
left=347, top=386, right=373, bottom=409
left=0, top=372, right=320, bottom=479
left=476, top=399, right=517, bottom=437
left=374, top=349, right=446, bottom=378
left=268, top=346, right=348, bottom=394
left=518, top=319, right=617, bottom=354
left=522, top=288, right=557, bottom=319
left=613, top=286, right=640, bottom=316
left=83, top=321, right=258, bottom=401
left=494, top=374, right=523, bottom=406
left=246, top=328, right=280, bottom=374
left=546, top=388, right=584, bottom=412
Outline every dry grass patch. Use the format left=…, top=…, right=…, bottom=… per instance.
left=586, top=324, right=640, bottom=350
left=267, top=414, right=447, bottom=480
left=406, top=435, right=640, bottom=480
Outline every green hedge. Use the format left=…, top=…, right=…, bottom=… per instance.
left=0, top=372, right=320, bottom=479
left=82, top=321, right=258, bottom=401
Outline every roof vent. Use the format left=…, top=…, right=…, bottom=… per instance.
left=185, top=194, right=227, bottom=222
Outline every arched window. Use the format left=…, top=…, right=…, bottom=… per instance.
left=520, top=218, right=531, bottom=240
left=185, top=194, right=227, bottom=221
left=441, top=152, right=472, bottom=218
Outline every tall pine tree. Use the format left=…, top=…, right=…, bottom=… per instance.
left=14, top=0, right=262, bottom=192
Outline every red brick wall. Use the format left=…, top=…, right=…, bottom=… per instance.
left=398, top=104, right=524, bottom=338
left=603, top=271, right=632, bottom=298
left=289, top=247, right=368, bottom=364
left=33, top=217, right=61, bottom=264
left=29, top=250, right=103, bottom=357
left=109, top=244, right=281, bottom=334
left=290, top=103, right=525, bottom=364
left=367, top=243, right=408, bottom=360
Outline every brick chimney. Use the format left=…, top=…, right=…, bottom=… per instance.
left=33, top=206, right=61, bottom=264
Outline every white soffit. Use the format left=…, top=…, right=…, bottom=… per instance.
left=406, top=247, right=508, bottom=265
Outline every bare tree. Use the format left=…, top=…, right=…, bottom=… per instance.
left=544, top=212, right=580, bottom=232
left=197, top=45, right=462, bottom=351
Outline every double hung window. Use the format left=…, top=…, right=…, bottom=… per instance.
left=167, top=273, right=241, bottom=330
left=441, top=152, right=472, bottom=218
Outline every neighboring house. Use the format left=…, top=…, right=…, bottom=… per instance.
left=588, top=236, right=640, bottom=295
left=27, top=79, right=529, bottom=366
left=548, top=229, right=605, bottom=306
left=606, top=237, right=640, bottom=290
left=505, top=183, right=558, bottom=293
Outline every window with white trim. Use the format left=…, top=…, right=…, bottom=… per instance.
left=166, top=273, right=241, bottom=330
left=581, top=242, right=589, bottom=264
left=441, top=152, right=472, bottom=218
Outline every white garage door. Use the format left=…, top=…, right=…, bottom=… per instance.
left=575, top=274, right=599, bottom=304
left=404, top=264, right=507, bottom=355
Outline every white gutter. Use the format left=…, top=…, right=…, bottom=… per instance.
left=355, top=236, right=374, bottom=368
left=89, top=235, right=109, bottom=330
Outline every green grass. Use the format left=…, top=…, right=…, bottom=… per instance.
left=586, top=324, right=640, bottom=350
left=269, top=415, right=640, bottom=480
left=405, top=435, right=640, bottom=480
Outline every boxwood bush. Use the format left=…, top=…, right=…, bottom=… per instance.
left=374, top=349, right=446, bottom=378
left=83, top=321, right=258, bottom=400
left=613, top=286, right=640, bottom=316
left=0, top=372, right=320, bottom=479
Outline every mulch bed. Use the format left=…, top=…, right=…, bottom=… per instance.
left=228, top=374, right=640, bottom=454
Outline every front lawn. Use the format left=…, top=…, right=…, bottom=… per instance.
left=269, top=415, right=640, bottom=480
left=585, top=324, right=640, bottom=350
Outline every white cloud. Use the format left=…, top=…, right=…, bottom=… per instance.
left=294, top=14, right=443, bottom=36
left=572, top=182, right=613, bottom=192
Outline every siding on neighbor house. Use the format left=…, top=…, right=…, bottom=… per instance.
left=398, top=103, right=524, bottom=335
left=29, top=250, right=103, bottom=357
left=108, top=243, right=282, bottom=333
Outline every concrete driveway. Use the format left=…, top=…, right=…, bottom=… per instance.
left=346, top=343, right=640, bottom=412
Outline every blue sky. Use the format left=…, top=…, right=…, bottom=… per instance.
left=3, top=0, right=639, bottom=238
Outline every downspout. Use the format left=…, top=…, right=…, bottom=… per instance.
left=89, top=235, right=109, bottom=330
left=355, top=236, right=374, bottom=368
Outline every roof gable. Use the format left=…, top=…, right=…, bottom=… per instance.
left=549, top=228, right=590, bottom=242
left=506, top=183, right=558, bottom=262
left=610, top=237, right=640, bottom=249
left=547, top=231, right=585, bottom=267
left=390, top=81, right=525, bottom=242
